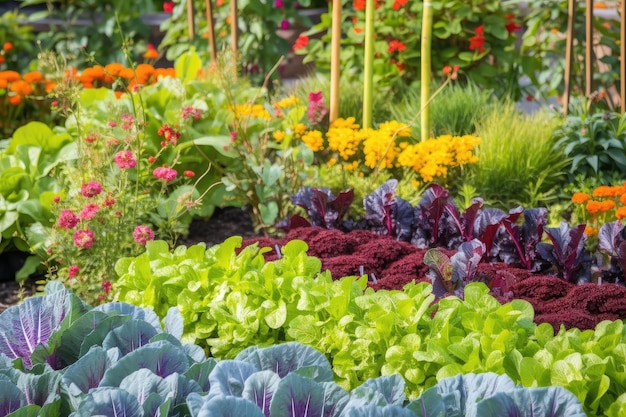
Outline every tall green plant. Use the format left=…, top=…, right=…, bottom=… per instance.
left=468, top=103, right=569, bottom=209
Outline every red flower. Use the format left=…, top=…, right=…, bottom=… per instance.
left=392, top=0, right=407, bottom=10
left=388, top=39, right=407, bottom=53
left=293, top=35, right=309, bottom=51
left=353, top=0, right=365, bottom=11
left=163, top=1, right=174, bottom=13
left=505, top=21, right=522, bottom=34
left=469, top=26, right=485, bottom=53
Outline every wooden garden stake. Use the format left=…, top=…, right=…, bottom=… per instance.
left=230, top=0, right=238, bottom=57
left=585, top=0, right=594, bottom=98
left=619, top=0, right=626, bottom=113
left=205, top=0, right=217, bottom=62
left=329, top=0, right=341, bottom=123
left=420, top=0, right=433, bottom=142
left=362, top=0, right=375, bottom=129
left=187, top=0, right=195, bottom=40
left=563, top=0, right=575, bottom=115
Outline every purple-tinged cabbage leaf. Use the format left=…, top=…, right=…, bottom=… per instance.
left=242, top=370, right=281, bottom=417
left=15, top=371, right=62, bottom=411
left=537, top=222, right=592, bottom=284
left=406, top=372, right=515, bottom=417
left=0, top=282, right=88, bottom=369
left=269, top=372, right=325, bottom=417
left=0, top=380, right=27, bottom=416
left=342, top=404, right=417, bottom=417
left=195, top=396, right=265, bottom=417
left=598, top=221, right=626, bottom=284
left=102, top=319, right=160, bottom=356
left=99, top=340, right=190, bottom=387
left=185, top=358, right=218, bottom=393
left=92, top=302, right=162, bottom=330
left=62, top=346, right=114, bottom=398
left=70, top=387, right=143, bottom=417
left=475, top=386, right=587, bottom=417
left=235, top=342, right=333, bottom=382
left=345, top=375, right=406, bottom=409
left=206, top=360, right=258, bottom=400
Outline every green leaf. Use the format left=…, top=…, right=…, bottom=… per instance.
left=263, top=299, right=287, bottom=329
left=15, top=256, right=41, bottom=283
left=175, top=48, right=202, bottom=83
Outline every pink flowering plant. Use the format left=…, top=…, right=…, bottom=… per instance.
left=42, top=77, right=217, bottom=304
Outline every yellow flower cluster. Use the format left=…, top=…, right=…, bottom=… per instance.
left=231, top=104, right=271, bottom=120
left=295, top=118, right=480, bottom=185
left=396, top=134, right=480, bottom=182
left=275, top=95, right=300, bottom=109
left=571, top=183, right=626, bottom=236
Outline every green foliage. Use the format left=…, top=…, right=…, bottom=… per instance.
left=553, top=100, right=626, bottom=184
left=0, top=122, right=73, bottom=276
left=158, top=0, right=321, bottom=85
left=468, top=102, right=569, bottom=209
left=0, top=9, right=36, bottom=72
left=297, top=0, right=527, bottom=97
left=21, top=0, right=158, bottom=67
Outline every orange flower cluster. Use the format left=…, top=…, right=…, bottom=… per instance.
left=0, top=70, right=56, bottom=106
left=571, top=183, right=626, bottom=236
left=73, top=63, right=176, bottom=93
left=0, top=41, right=12, bottom=64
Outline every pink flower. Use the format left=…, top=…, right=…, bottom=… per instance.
left=79, top=203, right=100, bottom=220
left=58, top=210, right=79, bottom=229
left=181, top=106, right=203, bottom=121
left=114, top=151, right=137, bottom=169
left=108, top=121, right=117, bottom=128
left=157, top=124, right=181, bottom=146
left=280, top=19, right=290, bottom=30
left=120, top=113, right=135, bottom=130
left=74, top=229, right=95, bottom=249
left=53, top=196, right=61, bottom=203
left=307, top=91, right=329, bottom=126
left=275, top=0, right=284, bottom=7
left=153, top=167, right=177, bottom=182
left=133, top=225, right=155, bottom=245
left=102, top=280, right=112, bottom=294
left=81, top=181, right=103, bottom=198
left=103, top=196, right=116, bottom=207
left=68, top=265, right=79, bottom=278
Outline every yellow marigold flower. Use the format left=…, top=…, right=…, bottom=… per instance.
left=327, top=127, right=363, bottom=161
left=571, top=192, right=592, bottom=204
left=584, top=225, right=598, bottom=236
left=301, top=130, right=324, bottom=152
left=327, top=157, right=337, bottom=167
left=411, top=179, right=421, bottom=188
left=378, top=120, right=411, bottom=137
left=343, top=160, right=359, bottom=171
left=293, top=123, right=307, bottom=138
left=363, top=129, right=398, bottom=169
left=276, top=95, right=299, bottom=108
left=616, top=206, right=626, bottom=220
left=272, top=130, right=286, bottom=142
left=330, top=117, right=360, bottom=130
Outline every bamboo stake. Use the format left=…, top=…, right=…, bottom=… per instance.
left=420, top=1, right=433, bottom=142
left=205, top=0, right=217, bottom=62
left=619, top=0, right=626, bottom=113
left=187, top=0, right=195, bottom=40
left=586, top=0, right=594, bottom=98
left=230, top=0, right=238, bottom=57
left=329, top=0, right=341, bottom=123
left=362, top=0, right=374, bottom=129
left=563, top=0, right=575, bottom=115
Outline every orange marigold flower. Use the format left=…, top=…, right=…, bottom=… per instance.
left=105, top=63, right=124, bottom=76
left=23, top=71, right=43, bottom=83
left=0, top=55, right=4, bottom=64
left=114, top=91, right=125, bottom=99
left=119, top=68, right=135, bottom=80
left=616, top=206, right=626, bottom=220
left=585, top=200, right=603, bottom=214
left=571, top=192, right=591, bottom=204
left=8, top=94, right=22, bottom=106
left=392, top=0, right=407, bottom=10
left=584, top=225, right=598, bottom=236
left=601, top=200, right=616, bottom=211
left=620, top=193, right=626, bottom=206
left=3, top=42, right=13, bottom=52
left=0, top=78, right=7, bottom=89
left=592, top=185, right=617, bottom=198
left=10, top=80, right=32, bottom=95
left=143, top=43, right=159, bottom=60
left=45, top=80, right=57, bottom=93
left=0, top=70, right=21, bottom=82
